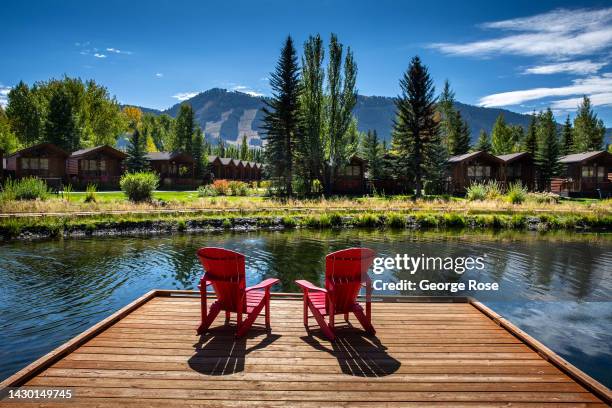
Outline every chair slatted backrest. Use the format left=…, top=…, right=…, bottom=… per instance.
left=325, top=248, right=376, bottom=313
left=197, top=247, right=246, bottom=312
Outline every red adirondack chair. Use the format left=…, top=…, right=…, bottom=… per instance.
left=295, top=247, right=376, bottom=341
left=196, top=247, right=279, bottom=337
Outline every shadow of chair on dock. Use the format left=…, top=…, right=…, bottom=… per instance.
left=301, top=326, right=401, bottom=377
left=188, top=325, right=280, bottom=376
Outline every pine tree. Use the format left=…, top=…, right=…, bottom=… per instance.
left=192, top=128, right=204, bottom=178
left=261, top=36, right=301, bottom=196
left=535, top=109, right=561, bottom=191
left=126, top=129, right=149, bottom=172
left=392, top=56, right=438, bottom=197
left=491, top=114, right=513, bottom=155
left=44, top=87, right=79, bottom=152
left=173, top=104, right=195, bottom=153
left=573, top=96, right=605, bottom=151
left=509, top=125, right=524, bottom=152
left=560, top=115, right=574, bottom=155
left=361, top=130, right=383, bottom=180
left=475, top=130, right=491, bottom=152
left=239, top=134, right=248, bottom=160
left=522, top=112, right=538, bottom=156
left=424, top=129, right=449, bottom=194
left=450, top=110, right=470, bottom=155
left=437, top=80, right=455, bottom=151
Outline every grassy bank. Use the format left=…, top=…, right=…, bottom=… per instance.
left=1, top=209, right=610, bottom=241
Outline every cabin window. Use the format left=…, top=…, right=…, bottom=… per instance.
left=581, top=165, right=606, bottom=179
left=339, top=165, right=361, bottom=176
left=507, top=165, right=521, bottom=178
left=22, top=158, right=30, bottom=169
left=40, top=158, right=49, bottom=170
left=467, top=165, right=491, bottom=178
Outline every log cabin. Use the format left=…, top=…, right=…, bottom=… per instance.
left=551, top=151, right=612, bottom=197
left=332, top=155, right=367, bottom=195
left=497, top=152, right=536, bottom=191
left=66, top=145, right=127, bottom=189
left=219, top=157, right=238, bottom=179
left=4, top=143, right=69, bottom=189
left=0, top=148, right=3, bottom=181
left=447, top=151, right=504, bottom=194
left=146, top=151, right=196, bottom=189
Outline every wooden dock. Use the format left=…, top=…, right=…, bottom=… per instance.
left=1, top=290, right=610, bottom=407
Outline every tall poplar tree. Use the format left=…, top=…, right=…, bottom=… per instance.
left=44, top=87, right=79, bottom=152
left=173, top=104, right=195, bottom=153
left=560, top=115, right=574, bottom=155
left=573, top=96, right=605, bottom=151
left=192, top=128, right=205, bottom=177
left=239, top=134, right=249, bottom=160
left=392, top=56, right=438, bottom=197
left=6, top=81, right=42, bottom=146
left=261, top=36, right=301, bottom=196
left=535, top=109, right=561, bottom=191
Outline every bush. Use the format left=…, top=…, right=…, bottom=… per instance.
left=84, top=184, right=97, bottom=203
left=212, top=179, right=230, bottom=195
left=506, top=181, right=527, bottom=204
left=466, top=183, right=487, bottom=201
left=1, top=177, right=50, bottom=201
left=228, top=180, right=248, bottom=196
left=527, top=192, right=560, bottom=204
left=197, top=185, right=218, bottom=197
left=484, top=180, right=502, bottom=200
left=120, top=172, right=159, bottom=202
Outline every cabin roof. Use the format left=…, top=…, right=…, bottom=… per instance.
left=146, top=151, right=194, bottom=163
left=559, top=151, right=612, bottom=164
left=7, top=143, right=69, bottom=158
left=219, top=157, right=235, bottom=165
left=70, top=145, right=127, bottom=159
left=448, top=150, right=502, bottom=164
left=496, top=152, right=532, bottom=163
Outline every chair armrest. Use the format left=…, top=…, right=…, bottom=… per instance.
left=295, top=280, right=327, bottom=293
left=245, top=278, right=280, bottom=292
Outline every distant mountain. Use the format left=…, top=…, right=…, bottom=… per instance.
left=128, top=88, right=610, bottom=147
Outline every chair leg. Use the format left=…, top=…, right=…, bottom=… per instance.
left=307, top=298, right=335, bottom=341
left=265, top=292, right=271, bottom=330
left=344, top=312, right=349, bottom=322
left=236, top=299, right=266, bottom=338
left=197, top=302, right=221, bottom=335
left=352, top=304, right=375, bottom=335
left=225, top=311, right=231, bottom=325
left=303, top=292, right=308, bottom=327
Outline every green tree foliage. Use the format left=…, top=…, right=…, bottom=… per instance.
left=475, top=130, right=491, bottom=152
left=449, top=110, right=471, bottom=155
left=491, top=113, right=514, bottom=155
left=424, top=126, right=449, bottom=195
left=509, top=125, right=524, bottom=153
left=239, top=134, right=249, bottom=160
left=5, top=81, right=42, bottom=146
left=437, top=79, right=455, bottom=152
left=296, top=34, right=325, bottom=194
left=560, top=115, right=574, bottom=155
left=192, top=128, right=205, bottom=177
left=361, top=130, right=384, bottom=180
left=126, top=129, right=149, bottom=172
left=573, top=96, right=605, bottom=151
left=535, top=109, right=561, bottom=191
left=261, top=36, right=301, bottom=196
left=522, top=112, right=538, bottom=156
left=44, top=87, right=79, bottom=152
left=0, top=106, right=20, bottom=153
left=173, top=104, right=195, bottom=153
left=323, top=34, right=358, bottom=195
left=392, top=56, right=438, bottom=197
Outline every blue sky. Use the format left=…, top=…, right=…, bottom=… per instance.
left=1, top=0, right=611, bottom=125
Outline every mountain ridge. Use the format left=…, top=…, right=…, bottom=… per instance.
left=124, top=88, right=611, bottom=147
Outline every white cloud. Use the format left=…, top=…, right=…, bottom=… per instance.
left=172, top=92, right=198, bottom=101
left=106, top=47, right=132, bottom=55
left=231, top=85, right=264, bottom=97
left=155, top=73, right=163, bottom=78
left=478, top=73, right=612, bottom=108
left=0, top=85, right=11, bottom=108
left=523, top=60, right=606, bottom=75
left=550, top=92, right=612, bottom=110
left=430, top=7, right=612, bottom=58
left=93, top=53, right=106, bottom=58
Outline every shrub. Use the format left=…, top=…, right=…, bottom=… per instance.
left=197, top=184, right=218, bottom=197
left=212, top=179, right=230, bottom=195
left=466, top=183, right=486, bottom=201
left=84, top=184, right=97, bottom=203
left=1, top=177, right=50, bottom=201
left=484, top=180, right=502, bottom=200
left=228, top=180, right=248, bottom=196
left=62, top=183, right=73, bottom=201
left=527, top=192, right=560, bottom=204
left=506, top=181, right=527, bottom=204
left=120, top=172, right=159, bottom=202
left=386, top=212, right=406, bottom=228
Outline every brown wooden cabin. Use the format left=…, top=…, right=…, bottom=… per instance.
left=497, top=152, right=536, bottom=191
left=207, top=156, right=263, bottom=181
left=244, top=161, right=253, bottom=180
left=66, top=145, right=127, bottom=189
left=5, top=143, right=68, bottom=189
left=331, top=155, right=367, bottom=195
left=146, top=151, right=196, bottom=189
left=447, top=151, right=503, bottom=194
left=236, top=160, right=247, bottom=180
left=551, top=151, right=612, bottom=197
left=0, top=148, right=4, bottom=180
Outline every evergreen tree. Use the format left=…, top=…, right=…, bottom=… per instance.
left=449, top=110, right=470, bottom=155
left=239, top=134, right=248, bottom=160
left=44, top=87, right=79, bottom=152
left=522, top=112, right=538, bottom=156
left=573, top=96, right=605, bottom=151
left=560, top=115, right=574, bottom=155
left=173, top=104, right=195, bottom=153
left=424, top=132, right=448, bottom=195
left=261, top=36, right=301, bottom=196
left=324, top=33, right=358, bottom=195
left=192, top=128, right=205, bottom=178
left=535, top=109, right=561, bottom=191
left=126, top=129, right=149, bottom=172
left=475, top=130, right=491, bottom=152
left=392, top=56, right=438, bottom=197
left=437, top=79, right=455, bottom=151
left=361, top=130, right=383, bottom=180
left=6, top=81, right=42, bottom=146
left=491, top=113, right=514, bottom=155
left=509, top=125, right=524, bottom=152
left=297, top=34, right=325, bottom=194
